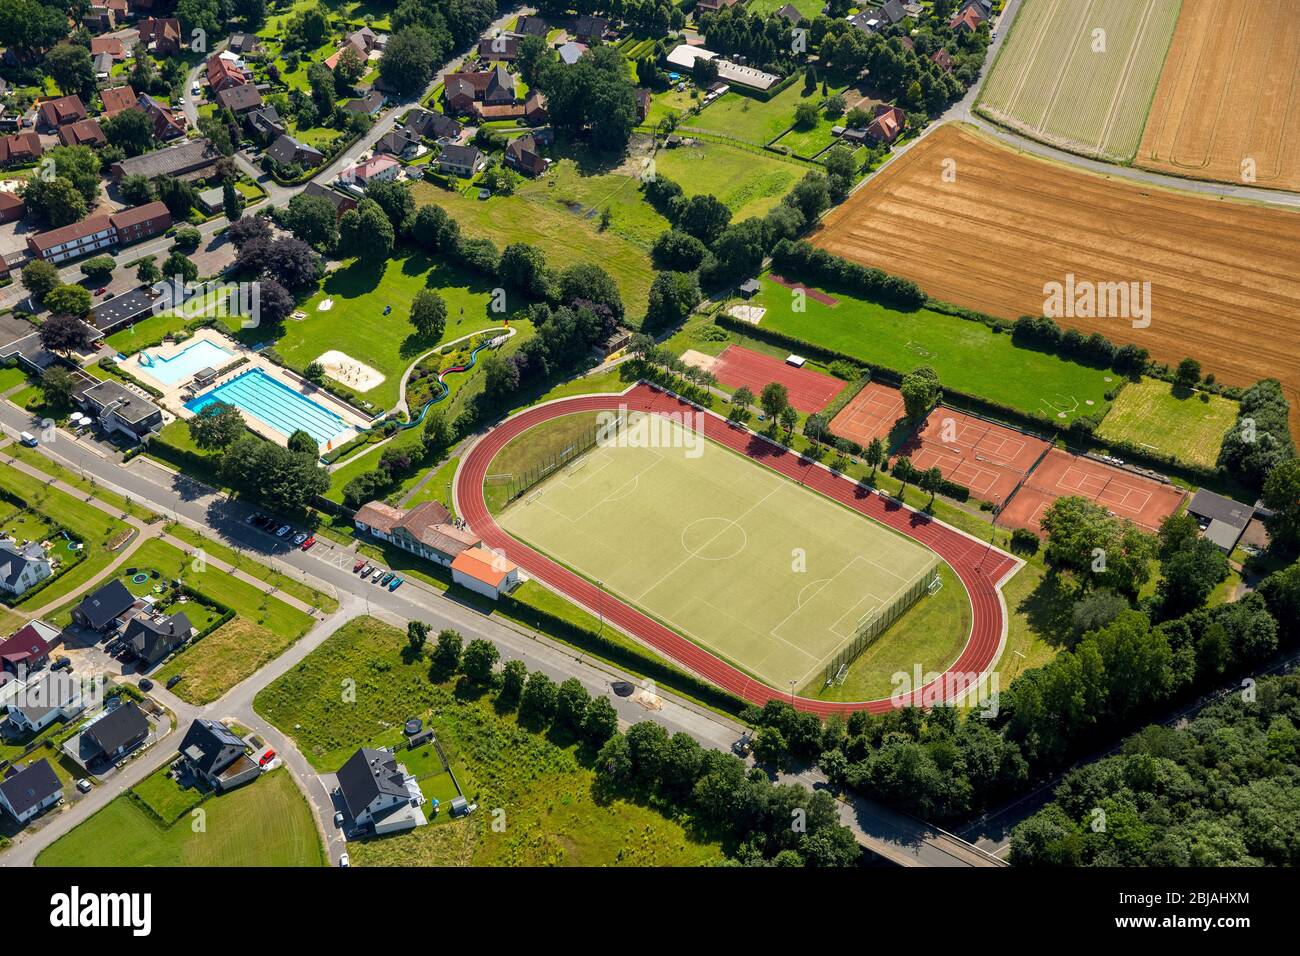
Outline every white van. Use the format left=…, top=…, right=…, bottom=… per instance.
left=19, top=431, right=37, bottom=446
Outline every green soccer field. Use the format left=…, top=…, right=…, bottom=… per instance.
left=498, top=414, right=940, bottom=691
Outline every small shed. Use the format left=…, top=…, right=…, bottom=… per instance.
left=737, top=278, right=761, bottom=299
left=450, top=796, right=470, bottom=817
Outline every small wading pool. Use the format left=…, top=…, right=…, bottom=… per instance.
left=185, top=368, right=350, bottom=446
left=138, top=340, right=234, bottom=386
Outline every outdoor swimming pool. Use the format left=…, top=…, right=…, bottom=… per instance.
left=185, top=369, right=350, bottom=446
left=138, top=339, right=234, bottom=386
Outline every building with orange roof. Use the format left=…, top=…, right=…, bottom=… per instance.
left=450, top=547, right=520, bottom=600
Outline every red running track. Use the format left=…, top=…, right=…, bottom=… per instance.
left=455, top=384, right=1021, bottom=715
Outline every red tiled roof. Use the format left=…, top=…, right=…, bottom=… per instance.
left=100, top=85, right=138, bottom=117
left=451, top=547, right=516, bottom=588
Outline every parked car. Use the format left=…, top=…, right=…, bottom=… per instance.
left=95, top=286, right=108, bottom=296
left=301, top=536, right=316, bottom=550
left=380, top=572, right=394, bottom=585
left=387, top=576, right=403, bottom=591
left=353, top=559, right=366, bottom=572
left=291, top=532, right=308, bottom=546
left=139, top=678, right=154, bottom=691
left=359, top=564, right=373, bottom=576
left=259, top=749, right=276, bottom=767
left=165, top=674, right=184, bottom=689
left=339, top=852, right=350, bottom=867
left=247, top=512, right=264, bottom=525
left=275, top=524, right=291, bottom=537
left=371, top=568, right=385, bottom=582
left=76, top=779, right=92, bottom=794
left=334, top=811, right=344, bottom=827
left=50, top=656, right=72, bottom=671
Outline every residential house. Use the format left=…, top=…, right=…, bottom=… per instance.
left=0, top=759, right=62, bottom=824
left=303, top=180, right=357, bottom=219
left=245, top=105, right=286, bottom=143
left=179, top=719, right=260, bottom=791
left=214, top=83, right=263, bottom=115
left=326, top=26, right=386, bottom=70
left=57, top=118, right=107, bottom=148
left=6, top=672, right=84, bottom=736
left=343, top=154, right=400, bottom=189
left=78, top=379, right=165, bottom=441
left=1187, top=488, right=1256, bottom=553
left=450, top=547, right=520, bottom=601
left=266, top=133, right=325, bottom=170
left=99, top=85, right=138, bottom=118
left=79, top=701, right=149, bottom=763
left=28, top=201, right=171, bottom=263
left=960, top=0, right=994, bottom=19
left=557, top=41, right=587, bottom=66
left=195, top=185, right=226, bottom=215
left=72, top=579, right=136, bottom=632
left=696, top=0, right=739, bottom=12
left=375, top=127, right=421, bottom=159
left=0, top=191, right=26, bottom=224
left=227, top=32, right=262, bottom=55
left=90, top=35, right=128, bottom=60
left=354, top=500, right=481, bottom=566
left=405, top=109, right=461, bottom=143
left=93, top=51, right=116, bottom=80
left=0, top=621, right=61, bottom=673
left=443, top=67, right=515, bottom=114
left=82, top=0, right=128, bottom=32
left=478, top=35, right=519, bottom=61
left=343, top=90, right=386, bottom=116
left=505, top=133, right=546, bottom=177
left=931, top=47, right=955, bottom=73
left=206, top=53, right=250, bottom=93
left=512, top=14, right=548, bottom=37
left=432, top=143, right=485, bottom=178
left=523, top=91, right=548, bottom=126
left=37, top=95, right=88, bottom=131
left=336, top=746, right=427, bottom=834
left=950, top=2, right=988, bottom=33
left=121, top=610, right=192, bottom=667
left=0, top=541, right=53, bottom=600
left=135, top=93, right=187, bottom=140
left=111, top=138, right=220, bottom=181
left=775, top=3, right=804, bottom=25
left=866, top=104, right=907, bottom=144
left=635, top=88, right=651, bottom=122
left=0, top=132, right=42, bottom=166
left=574, top=15, right=609, bottom=41
left=89, top=286, right=164, bottom=335
left=137, top=17, right=183, bottom=55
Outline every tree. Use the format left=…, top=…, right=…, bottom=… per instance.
left=163, top=249, right=198, bottom=284
left=136, top=258, right=162, bottom=285
left=188, top=400, right=245, bottom=450
left=794, top=100, right=820, bottom=130
left=173, top=227, right=202, bottom=251
left=156, top=175, right=199, bottom=218
left=519, top=670, right=558, bottom=726
left=103, top=108, right=154, bottom=157
left=431, top=629, right=462, bottom=676
left=43, top=284, right=92, bottom=318
left=422, top=409, right=454, bottom=459
left=0, top=0, right=69, bottom=54
left=46, top=43, right=94, bottom=97
left=366, top=180, right=416, bottom=234
left=645, top=271, right=700, bottom=331
left=284, top=193, right=339, bottom=250
left=1040, top=496, right=1158, bottom=596
left=218, top=434, right=330, bottom=514
left=21, top=260, right=60, bottom=300
left=411, top=204, right=459, bottom=255
left=22, top=177, right=88, bottom=227
left=1157, top=538, right=1229, bottom=617
left=900, top=365, right=941, bottom=419
left=176, top=0, right=221, bottom=42
left=36, top=312, right=88, bottom=354
left=558, top=262, right=622, bottom=319
left=227, top=213, right=272, bottom=249
left=335, top=44, right=366, bottom=85
left=1262, top=458, right=1300, bottom=553
left=554, top=678, right=590, bottom=735
left=338, top=199, right=394, bottom=261
left=865, top=437, right=886, bottom=475
left=223, top=181, right=244, bottom=222
left=499, top=243, right=549, bottom=298
left=581, top=696, right=618, bottom=747
left=676, top=194, right=731, bottom=245
left=80, top=256, right=116, bottom=284
left=480, top=352, right=520, bottom=403
left=1174, top=357, right=1201, bottom=390
left=409, top=289, right=447, bottom=341
left=461, top=639, right=500, bottom=684
left=406, top=620, right=430, bottom=654
left=732, top=385, right=754, bottom=412
left=498, top=658, right=528, bottom=708
left=119, top=173, right=156, bottom=207
left=920, top=465, right=944, bottom=504
left=778, top=403, right=798, bottom=436
left=255, top=279, right=296, bottom=328
left=760, top=382, right=790, bottom=422
left=379, top=26, right=438, bottom=96
left=40, top=366, right=76, bottom=408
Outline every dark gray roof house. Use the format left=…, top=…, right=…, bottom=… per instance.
left=375, top=127, right=420, bottom=157
left=1187, top=489, right=1255, bottom=552
left=78, top=379, right=163, bottom=441
left=81, top=701, right=148, bottom=761
left=245, top=105, right=286, bottom=140
left=336, top=746, right=426, bottom=834
left=72, top=579, right=136, bottom=631
left=179, top=718, right=258, bottom=791
left=344, top=90, right=386, bottom=115
left=303, top=180, right=358, bottom=219
left=227, top=32, right=261, bottom=54
left=122, top=610, right=192, bottom=667
left=267, top=134, right=325, bottom=168
left=776, top=3, right=803, bottom=24
left=405, top=109, right=461, bottom=142
left=89, top=286, right=161, bottom=334
left=0, top=759, right=61, bottom=823
left=0, top=540, right=51, bottom=597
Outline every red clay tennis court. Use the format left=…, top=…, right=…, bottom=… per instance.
left=999, top=448, right=1186, bottom=534
left=901, top=407, right=1051, bottom=505
left=711, top=345, right=844, bottom=414
left=829, top=382, right=906, bottom=447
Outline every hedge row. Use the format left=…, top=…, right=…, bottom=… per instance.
left=770, top=240, right=927, bottom=310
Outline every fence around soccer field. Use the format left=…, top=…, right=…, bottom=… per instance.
left=492, top=413, right=626, bottom=505
left=816, top=559, right=941, bottom=692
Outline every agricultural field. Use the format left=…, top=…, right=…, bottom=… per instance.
left=1136, top=0, right=1300, bottom=193
left=977, top=0, right=1181, bottom=161
left=254, top=616, right=724, bottom=866
left=749, top=275, right=1114, bottom=423
left=812, top=124, right=1300, bottom=437
left=37, top=769, right=324, bottom=867
left=410, top=176, right=657, bottom=325
left=1096, top=377, right=1238, bottom=469
left=652, top=140, right=804, bottom=221
left=498, top=414, right=947, bottom=693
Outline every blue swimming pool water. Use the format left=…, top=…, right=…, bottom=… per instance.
left=140, top=340, right=234, bottom=386
left=185, top=369, right=350, bottom=446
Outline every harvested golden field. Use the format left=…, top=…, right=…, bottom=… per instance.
left=812, top=124, right=1300, bottom=437
left=1136, top=0, right=1300, bottom=193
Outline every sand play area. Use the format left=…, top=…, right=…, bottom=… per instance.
left=679, top=349, right=718, bottom=372
left=317, top=350, right=385, bottom=391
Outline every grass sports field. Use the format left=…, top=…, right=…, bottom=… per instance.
left=652, top=140, right=805, bottom=221
left=977, top=0, right=1181, bottom=162
left=1136, top=0, right=1300, bottom=193
left=750, top=275, right=1113, bottom=424
left=812, top=124, right=1300, bottom=438
left=1096, top=378, right=1238, bottom=469
left=37, top=769, right=323, bottom=867
left=498, top=413, right=939, bottom=692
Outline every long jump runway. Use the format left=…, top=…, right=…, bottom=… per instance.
left=455, top=383, right=1022, bottom=715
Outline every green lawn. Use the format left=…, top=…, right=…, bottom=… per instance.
left=515, top=155, right=670, bottom=247
left=752, top=275, right=1114, bottom=424
left=37, top=769, right=324, bottom=867
left=254, top=616, right=724, bottom=866
left=484, top=411, right=603, bottom=513
left=688, top=84, right=833, bottom=145
left=271, top=252, right=526, bottom=411
left=4, top=445, right=158, bottom=522
left=410, top=180, right=656, bottom=325
left=1095, top=377, right=1237, bottom=470
left=0, top=467, right=134, bottom=612
left=645, top=87, right=700, bottom=128
left=773, top=113, right=839, bottom=159
left=131, top=765, right=204, bottom=824
left=653, top=141, right=804, bottom=221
